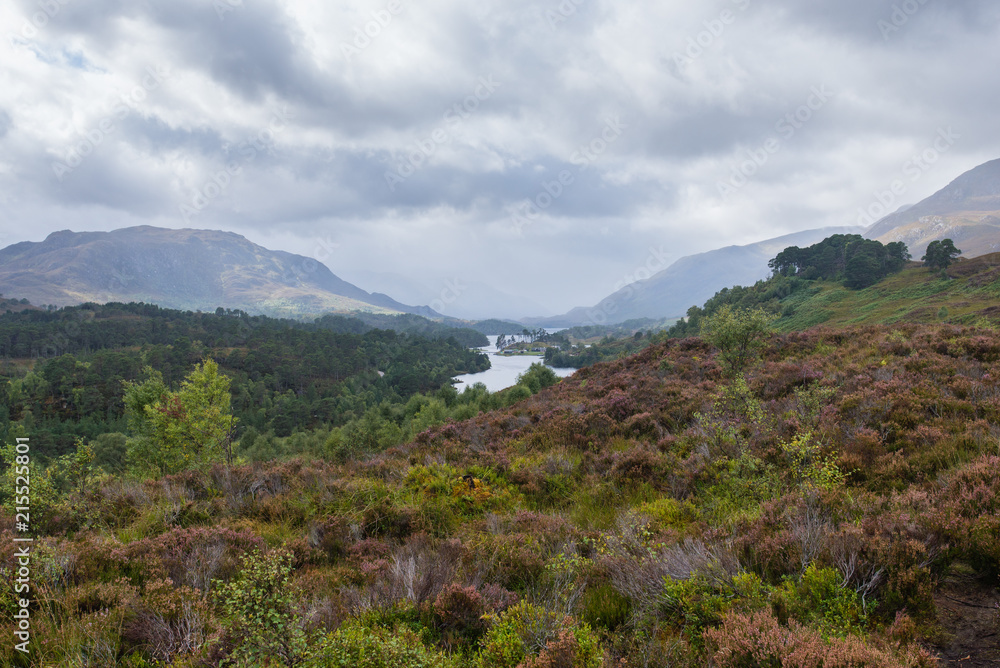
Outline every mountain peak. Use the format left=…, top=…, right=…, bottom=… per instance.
left=865, top=157, right=1000, bottom=257
left=0, top=225, right=434, bottom=318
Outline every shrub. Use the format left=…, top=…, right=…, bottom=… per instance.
left=214, top=549, right=309, bottom=667
left=705, top=609, right=935, bottom=668
left=774, top=564, right=869, bottom=636
left=700, top=305, right=777, bottom=377
left=935, top=455, right=1000, bottom=571
left=306, top=619, right=458, bottom=668
left=123, top=579, right=217, bottom=662
left=432, top=583, right=488, bottom=644
left=118, top=526, right=264, bottom=591
left=474, top=600, right=603, bottom=668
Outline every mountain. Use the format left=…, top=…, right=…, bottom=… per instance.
left=342, top=270, right=551, bottom=322
left=864, top=157, right=1000, bottom=258
left=0, top=226, right=438, bottom=318
left=527, top=226, right=865, bottom=327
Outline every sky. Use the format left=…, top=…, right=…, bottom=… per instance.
left=1, top=0, right=999, bottom=318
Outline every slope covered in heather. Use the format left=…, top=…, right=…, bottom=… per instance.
left=3, top=319, right=999, bottom=665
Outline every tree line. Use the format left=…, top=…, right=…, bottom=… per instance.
left=767, top=234, right=910, bottom=289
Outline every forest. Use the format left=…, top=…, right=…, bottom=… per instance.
left=0, top=303, right=491, bottom=461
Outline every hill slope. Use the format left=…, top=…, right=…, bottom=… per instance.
left=530, top=226, right=864, bottom=326
left=5, top=318, right=998, bottom=664
left=865, top=157, right=1000, bottom=258
left=774, top=253, right=1000, bottom=331
left=0, top=226, right=437, bottom=318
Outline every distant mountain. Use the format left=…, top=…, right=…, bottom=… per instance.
left=865, top=158, right=1000, bottom=258
left=527, top=226, right=865, bottom=327
left=343, top=270, right=551, bottom=322
left=0, top=226, right=438, bottom=318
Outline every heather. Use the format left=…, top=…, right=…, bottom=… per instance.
left=3, top=322, right=1000, bottom=665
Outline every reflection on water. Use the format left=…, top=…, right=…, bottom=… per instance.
left=453, top=335, right=575, bottom=393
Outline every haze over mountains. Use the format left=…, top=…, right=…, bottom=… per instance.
left=525, top=226, right=865, bottom=328
left=537, top=157, right=1000, bottom=326
left=865, top=157, right=1000, bottom=259
left=2, top=158, right=1000, bottom=326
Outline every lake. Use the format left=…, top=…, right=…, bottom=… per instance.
left=453, top=335, right=576, bottom=392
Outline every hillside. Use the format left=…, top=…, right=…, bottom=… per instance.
left=662, top=250, right=1000, bottom=346
left=0, top=227, right=437, bottom=319
left=776, top=253, right=1000, bottom=331
left=866, top=158, right=1000, bottom=258
left=530, top=226, right=865, bottom=326
left=3, top=314, right=1000, bottom=664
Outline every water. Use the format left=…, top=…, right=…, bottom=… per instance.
left=453, top=335, right=575, bottom=393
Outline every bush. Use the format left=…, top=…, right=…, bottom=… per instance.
left=306, top=620, right=458, bottom=668
left=428, top=582, right=517, bottom=647
left=474, top=600, right=603, bottom=668
left=706, top=609, right=935, bottom=668
left=214, top=549, right=309, bottom=667
left=935, top=455, right=1000, bottom=571
left=774, top=564, right=868, bottom=636
left=700, top=306, right=776, bottom=376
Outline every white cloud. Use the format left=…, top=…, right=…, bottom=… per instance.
left=1, top=0, right=999, bottom=315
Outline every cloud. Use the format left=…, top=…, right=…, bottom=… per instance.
left=1, top=0, right=999, bottom=314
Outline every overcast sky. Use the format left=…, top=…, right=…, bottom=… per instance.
left=1, top=0, right=999, bottom=317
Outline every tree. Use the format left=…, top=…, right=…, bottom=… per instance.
left=700, top=305, right=777, bottom=376
left=517, top=362, right=560, bottom=394
left=53, top=440, right=97, bottom=497
left=124, top=358, right=237, bottom=475
left=844, top=250, right=881, bottom=289
left=922, top=239, right=962, bottom=271
left=884, top=242, right=911, bottom=272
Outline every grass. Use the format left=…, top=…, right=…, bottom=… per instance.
left=775, top=256, right=1000, bottom=332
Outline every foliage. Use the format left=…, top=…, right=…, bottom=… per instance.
left=215, top=549, right=309, bottom=667
left=517, top=363, right=561, bottom=394
left=315, top=312, right=489, bottom=348
left=545, top=331, right=664, bottom=369
left=474, top=600, right=602, bottom=668
left=7, top=296, right=1000, bottom=664
left=0, top=301, right=490, bottom=458
left=306, top=620, right=459, bottom=668
left=921, top=238, right=962, bottom=270
left=780, top=432, right=847, bottom=493
left=705, top=608, right=934, bottom=668
left=700, top=305, right=776, bottom=376
left=124, top=359, right=236, bottom=475
left=769, top=234, right=910, bottom=289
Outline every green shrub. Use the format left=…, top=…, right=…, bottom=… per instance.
left=306, top=620, right=458, bottom=668
left=474, top=600, right=603, bottom=668
left=774, top=564, right=869, bottom=635
left=214, top=549, right=309, bottom=667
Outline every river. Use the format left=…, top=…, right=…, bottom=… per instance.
left=453, top=335, right=576, bottom=392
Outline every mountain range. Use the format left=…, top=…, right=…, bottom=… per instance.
left=2, top=159, right=999, bottom=325
left=865, top=157, right=1000, bottom=258
left=536, top=157, right=1000, bottom=326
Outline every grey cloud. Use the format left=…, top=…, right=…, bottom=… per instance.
left=2, top=0, right=1000, bottom=313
